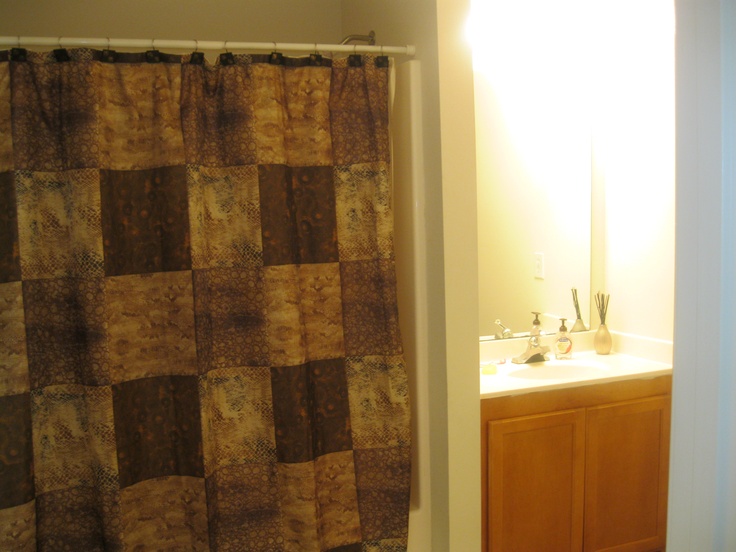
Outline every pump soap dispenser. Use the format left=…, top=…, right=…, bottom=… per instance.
left=554, top=318, right=573, bottom=360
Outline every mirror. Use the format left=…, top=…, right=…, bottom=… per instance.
left=471, top=0, right=592, bottom=338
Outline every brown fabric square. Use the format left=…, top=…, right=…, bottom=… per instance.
left=10, top=57, right=98, bottom=171
left=120, top=476, right=208, bottom=551
left=36, top=486, right=122, bottom=551
left=340, top=259, right=402, bottom=356
left=314, top=451, right=361, bottom=550
left=258, top=164, right=338, bottom=266
left=23, top=278, right=110, bottom=389
left=353, top=447, right=411, bottom=542
left=334, top=162, right=393, bottom=262
left=106, top=271, right=197, bottom=384
left=0, top=172, right=20, bottom=283
left=270, top=364, right=313, bottom=464
left=193, top=267, right=269, bottom=373
left=15, top=169, right=104, bottom=279
left=187, top=164, right=263, bottom=269
left=0, top=282, right=29, bottom=396
left=327, top=544, right=362, bottom=552
left=200, top=366, right=276, bottom=477
left=0, top=393, right=34, bottom=509
left=271, top=359, right=352, bottom=464
left=206, top=463, right=282, bottom=551
left=100, top=166, right=191, bottom=276
left=360, top=540, right=409, bottom=551
left=181, top=64, right=257, bottom=167
left=97, top=61, right=185, bottom=171
left=112, top=375, right=204, bottom=488
left=0, top=64, right=12, bottom=173
left=345, top=355, right=411, bottom=450
left=30, top=385, right=118, bottom=496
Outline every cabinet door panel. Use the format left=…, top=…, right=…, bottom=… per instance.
left=489, top=409, right=585, bottom=552
left=584, top=396, right=670, bottom=552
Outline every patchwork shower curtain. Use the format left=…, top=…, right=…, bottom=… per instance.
left=0, top=47, right=410, bottom=551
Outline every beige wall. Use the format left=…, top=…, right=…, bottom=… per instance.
left=0, top=0, right=342, bottom=43
left=1, top=3, right=481, bottom=549
left=344, top=1, right=481, bottom=550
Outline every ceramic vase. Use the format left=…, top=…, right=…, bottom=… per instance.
left=594, top=323, right=612, bottom=355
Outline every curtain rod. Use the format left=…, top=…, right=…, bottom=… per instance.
left=0, top=36, right=416, bottom=57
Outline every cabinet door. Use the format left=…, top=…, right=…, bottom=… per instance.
left=584, top=396, right=671, bottom=552
left=489, top=409, right=586, bottom=551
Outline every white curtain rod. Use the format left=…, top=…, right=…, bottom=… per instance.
left=0, top=36, right=416, bottom=57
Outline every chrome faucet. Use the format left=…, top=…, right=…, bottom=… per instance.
left=494, top=319, right=513, bottom=339
left=512, top=312, right=550, bottom=364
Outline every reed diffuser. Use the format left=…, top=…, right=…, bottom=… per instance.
left=571, top=288, right=587, bottom=332
left=594, top=291, right=612, bottom=355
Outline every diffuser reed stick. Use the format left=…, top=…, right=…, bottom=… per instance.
left=595, top=291, right=610, bottom=324
left=593, top=291, right=611, bottom=354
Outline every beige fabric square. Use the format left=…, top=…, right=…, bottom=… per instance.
left=346, top=355, right=411, bottom=449
left=120, top=476, right=209, bottom=551
left=251, top=64, right=332, bottom=167
left=96, top=62, right=185, bottom=171
left=200, top=366, right=277, bottom=477
left=187, top=164, right=262, bottom=269
left=31, top=384, right=118, bottom=495
left=314, top=450, right=361, bottom=550
left=0, top=63, right=11, bottom=173
left=281, top=66, right=333, bottom=167
left=298, top=263, right=345, bottom=362
left=0, top=500, right=36, bottom=550
left=0, top=282, right=29, bottom=396
left=15, top=169, right=104, bottom=279
left=106, top=271, right=197, bottom=384
left=265, top=263, right=345, bottom=366
left=276, top=462, right=319, bottom=552
left=334, top=162, right=394, bottom=261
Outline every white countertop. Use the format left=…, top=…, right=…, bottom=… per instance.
left=480, top=330, right=673, bottom=399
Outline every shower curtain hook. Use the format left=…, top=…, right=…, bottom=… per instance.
left=224, top=40, right=229, bottom=52
left=58, top=36, right=63, bottom=49
left=194, top=39, right=199, bottom=52
left=107, top=37, right=111, bottom=50
left=151, top=38, right=156, bottom=50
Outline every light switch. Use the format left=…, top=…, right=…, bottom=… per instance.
left=534, top=252, right=545, bottom=279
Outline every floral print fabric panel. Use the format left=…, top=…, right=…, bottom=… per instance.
left=0, top=48, right=410, bottom=551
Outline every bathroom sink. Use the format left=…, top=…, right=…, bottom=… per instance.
left=508, top=362, right=609, bottom=380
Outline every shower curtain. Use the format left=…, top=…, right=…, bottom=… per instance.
left=0, top=47, right=410, bottom=551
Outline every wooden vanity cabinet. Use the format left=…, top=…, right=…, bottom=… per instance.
left=481, top=375, right=671, bottom=552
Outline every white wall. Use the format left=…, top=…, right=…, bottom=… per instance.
left=592, top=0, right=675, bottom=342
left=473, top=0, right=592, bottom=337
left=669, top=0, right=736, bottom=548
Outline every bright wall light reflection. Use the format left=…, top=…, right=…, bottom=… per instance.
left=470, top=0, right=675, bottom=278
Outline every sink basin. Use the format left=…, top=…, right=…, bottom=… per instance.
left=508, top=362, right=608, bottom=380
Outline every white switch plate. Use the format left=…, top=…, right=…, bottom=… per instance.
left=534, top=252, right=545, bottom=279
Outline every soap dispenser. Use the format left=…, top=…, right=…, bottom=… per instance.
left=554, top=318, right=573, bottom=360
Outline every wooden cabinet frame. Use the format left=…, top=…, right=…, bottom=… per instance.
left=481, top=375, right=672, bottom=552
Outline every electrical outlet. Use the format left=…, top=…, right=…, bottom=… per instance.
left=534, top=252, right=545, bottom=279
